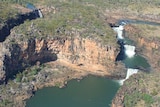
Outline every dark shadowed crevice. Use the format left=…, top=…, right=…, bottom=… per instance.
left=0, top=10, right=40, bottom=42
left=115, top=40, right=125, bottom=61
left=3, top=40, right=57, bottom=83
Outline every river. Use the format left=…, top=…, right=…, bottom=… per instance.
left=26, top=20, right=152, bottom=107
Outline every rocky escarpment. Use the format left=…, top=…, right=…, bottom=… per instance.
left=137, top=37, right=160, bottom=71
left=0, top=29, right=126, bottom=107
left=0, top=33, right=124, bottom=84
left=124, top=24, right=160, bottom=72
left=0, top=1, right=128, bottom=106
left=112, top=22, right=160, bottom=107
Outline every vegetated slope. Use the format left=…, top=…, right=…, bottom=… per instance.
left=11, top=0, right=116, bottom=45
left=0, top=2, right=19, bottom=28
left=112, top=72, right=160, bottom=107
left=0, top=1, right=122, bottom=107
left=124, top=24, right=160, bottom=72
left=1, top=0, right=160, bottom=107
left=112, top=21, right=160, bottom=107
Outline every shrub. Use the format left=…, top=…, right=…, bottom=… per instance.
left=124, top=91, right=154, bottom=107
left=142, top=94, right=154, bottom=104
left=15, top=73, right=23, bottom=82
left=0, top=99, right=12, bottom=106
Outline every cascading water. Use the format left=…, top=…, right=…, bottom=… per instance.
left=112, top=25, right=124, bottom=39
left=118, top=69, right=138, bottom=85
left=26, top=3, right=43, bottom=18
left=38, top=9, right=43, bottom=18
left=124, top=45, right=135, bottom=58
left=125, top=69, right=138, bottom=79
left=112, top=22, right=138, bottom=85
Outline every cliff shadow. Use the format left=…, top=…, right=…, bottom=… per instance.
left=3, top=41, right=57, bottom=83
left=0, top=10, right=40, bottom=42
left=116, top=40, right=126, bottom=61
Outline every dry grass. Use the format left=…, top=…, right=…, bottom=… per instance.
left=122, top=72, right=160, bottom=107
left=0, top=2, right=18, bottom=25
left=133, top=24, right=160, bottom=38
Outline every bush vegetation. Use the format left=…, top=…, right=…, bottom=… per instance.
left=0, top=99, right=13, bottom=107
left=2, top=0, right=160, bottom=45
left=1, top=0, right=160, bottom=24
left=0, top=2, right=18, bottom=26
left=1, top=0, right=160, bottom=106
left=132, top=24, right=160, bottom=39
left=0, top=0, right=39, bottom=5
left=124, top=91, right=154, bottom=107
left=120, top=72, right=160, bottom=107
left=14, top=64, right=44, bottom=83
left=12, top=0, right=117, bottom=46
left=15, top=72, right=23, bottom=82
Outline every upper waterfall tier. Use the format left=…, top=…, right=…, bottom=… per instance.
left=38, top=9, right=43, bottom=18
left=112, top=25, right=124, bottom=40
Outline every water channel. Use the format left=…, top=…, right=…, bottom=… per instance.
left=26, top=20, right=153, bottom=107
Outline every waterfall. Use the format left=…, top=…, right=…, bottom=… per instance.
left=26, top=3, right=43, bottom=18
left=112, top=25, right=124, bottom=39
left=118, top=69, right=138, bottom=85
left=124, top=45, right=135, bottom=58
left=38, top=9, right=43, bottom=18
left=126, top=69, right=138, bottom=79
left=112, top=22, right=138, bottom=86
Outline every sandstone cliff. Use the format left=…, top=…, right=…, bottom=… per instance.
left=124, top=24, right=160, bottom=72
left=0, top=1, right=133, bottom=106
left=0, top=31, right=122, bottom=84
left=0, top=25, right=125, bottom=107
left=112, top=22, right=160, bottom=107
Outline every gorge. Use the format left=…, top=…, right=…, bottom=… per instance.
left=0, top=14, right=156, bottom=107
left=0, top=9, right=42, bottom=42
left=25, top=21, right=151, bottom=107
left=112, top=20, right=160, bottom=107
left=1, top=1, right=160, bottom=107
left=112, top=23, right=149, bottom=85
left=0, top=12, right=124, bottom=106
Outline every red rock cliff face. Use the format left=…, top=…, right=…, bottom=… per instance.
left=137, top=37, right=159, bottom=52
left=0, top=36, right=119, bottom=83
left=137, top=37, right=160, bottom=71
left=124, top=25, right=160, bottom=71
left=47, top=37, right=116, bottom=65
left=111, top=24, right=160, bottom=107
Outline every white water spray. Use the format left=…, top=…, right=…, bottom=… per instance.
left=112, top=23, right=138, bottom=85
left=118, top=69, right=138, bottom=85
left=112, top=25, right=124, bottom=39
left=38, top=9, right=43, bottom=18
left=124, top=45, right=135, bottom=58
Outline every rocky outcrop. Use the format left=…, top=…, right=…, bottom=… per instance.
left=137, top=37, right=160, bottom=71
left=0, top=34, right=121, bottom=83
left=124, top=24, right=160, bottom=72
left=0, top=30, right=125, bottom=107
left=111, top=23, right=160, bottom=107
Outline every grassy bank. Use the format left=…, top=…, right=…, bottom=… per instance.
left=123, top=72, right=160, bottom=107
left=11, top=0, right=117, bottom=45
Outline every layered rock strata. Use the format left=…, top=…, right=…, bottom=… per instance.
left=124, top=24, right=160, bottom=72
left=0, top=34, right=123, bottom=83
